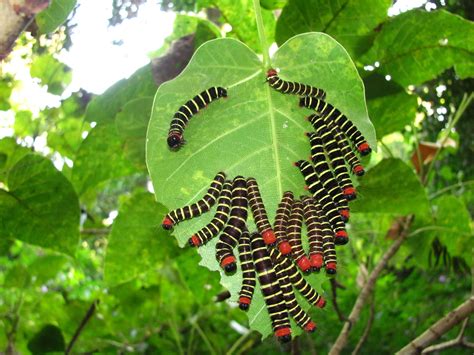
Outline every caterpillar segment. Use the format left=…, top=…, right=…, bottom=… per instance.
left=269, top=248, right=326, bottom=308
left=246, top=178, right=276, bottom=246
left=286, top=199, right=311, bottom=273
left=307, top=114, right=356, bottom=200
left=162, top=172, right=226, bottom=230
left=273, top=191, right=294, bottom=255
left=188, top=180, right=232, bottom=247
left=316, top=201, right=338, bottom=275
left=167, top=86, right=227, bottom=150
left=301, top=196, right=324, bottom=272
left=306, top=131, right=350, bottom=222
left=215, top=176, right=248, bottom=273
left=238, top=228, right=255, bottom=310
left=299, top=96, right=371, bottom=156
left=266, top=69, right=326, bottom=99
left=250, top=232, right=292, bottom=342
left=294, top=160, right=349, bottom=245
left=330, top=122, right=365, bottom=177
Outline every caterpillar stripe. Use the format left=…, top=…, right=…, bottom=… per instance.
left=301, top=196, right=324, bottom=272
left=299, top=97, right=371, bottom=156
left=331, top=122, right=365, bottom=176
left=294, top=160, right=349, bottom=245
left=316, top=201, right=338, bottom=274
left=162, top=172, right=226, bottom=230
left=188, top=180, right=232, bottom=247
left=307, top=114, right=356, bottom=200
left=266, top=69, right=326, bottom=99
left=246, top=178, right=276, bottom=245
left=272, top=256, right=316, bottom=332
left=215, top=176, right=248, bottom=273
left=238, top=228, right=255, bottom=310
left=250, top=232, right=291, bottom=342
left=286, top=199, right=311, bottom=273
left=306, top=131, right=350, bottom=221
left=269, top=247, right=326, bottom=308
left=167, top=87, right=227, bottom=150
left=273, top=191, right=294, bottom=255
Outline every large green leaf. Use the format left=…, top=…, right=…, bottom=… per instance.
left=27, top=324, right=65, bottom=354
left=30, top=54, right=72, bottom=95
left=275, top=0, right=392, bottom=59
left=36, top=0, right=77, bottom=34
left=0, top=154, right=79, bottom=254
left=147, top=35, right=373, bottom=338
left=350, top=158, right=430, bottom=216
left=0, top=138, right=31, bottom=182
left=362, top=10, right=474, bottom=87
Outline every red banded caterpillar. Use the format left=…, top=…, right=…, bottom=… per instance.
left=273, top=191, right=294, bottom=255
left=188, top=180, right=232, bottom=247
left=316, top=200, right=338, bottom=275
left=266, top=69, right=326, bottom=99
left=250, top=232, right=291, bottom=343
left=299, top=96, right=371, bottom=156
left=167, top=87, right=227, bottom=150
left=307, top=114, right=357, bottom=199
left=246, top=178, right=276, bottom=245
left=162, top=172, right=226, bottom=230
left=269, top=247, right=326, bottom=308
left=286, top=199, right=311, bottom=273
left=294, top=160, right=349, bottom=245
left=215, top=176, right=248, bottom=273
left=306, top=131, right=350, bottom=221
left=331, top=123, right=365, bottom=176
left=301, top=196, right=324, bottom=272
left=238, top=228, right=255, bottom=310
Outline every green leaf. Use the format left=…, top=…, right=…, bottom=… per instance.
left=36, top=0, right=77, bottom=34
left=115, top=97, right=153, bottom=169
left=71, top=123, right=137, bottom=195
left=0, top=79, right=13, bottom=110
left=104, top=192, right=175, bottom=286
left=0, top=154, right=80, bottom=254
left=28, top=254, right=69, bottom=285
left=275, top=0, right=392, bottom=59
left=350, top=158, right=430, bottom=216
left=3, top=264, right=30, bottom=288
left=0, top=138, right=31, bottom=182
left=147, top=35, right=372, bottom=338
left=47, top=117, right=85, bottom=158
left=261, top=0, right=288, bottom=10
left=84, top=64, right=157, bottom=123
left=14, top=110, right=35, bottom=137
left=364, top=73, right=418, bottom=138
left=362, top=10, right=474, bottom=86
left=27, top=324, right=65, bottom=354
left=30, top=54, right=72, bottom=95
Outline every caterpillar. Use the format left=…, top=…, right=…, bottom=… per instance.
left=273, top=191, right=294, bottom=255
left=306, top=131, right=350, bottom=221
left=188, top=180, right=232, bottom=247
left=250, top=232, right=291, bottom=343
left=301, top=196, right=324, bottom=272
left=299, top=97, right=371, bottom=156
left=215, top=176, right=248, bottom=273
left=269, top=247, right=326, bottom=308
left=307, top=114, right=357, bottom=199
left=167, top=87, right=227, bottom=150
left=272, top=256, right=316, bottom=332
left=246, top=178, right=276, bottom=246
left=286, top=199, right=311, bottom=273
left=294, top=160, right=349, bottom=245
left=162, top=172, right=226, bottom=230
left=266, top=69, right=326, bottom=99
left=238, top=228, right=255, bottom=310
left=331, top=122, right=365, bottom=176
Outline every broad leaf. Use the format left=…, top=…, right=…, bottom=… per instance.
left=362, top=9, right=474, bottom=87
left=275, top=0, right=392, bottom=59
left=0, top=154, right=80, bottom=254
left=147, top=35, right=374, bottom=337
left=0, top=138, right=31, bottom=182
left=261, top=0, right=288, bottom=10
left=36, top=0, right=77, bottom=34
left=30, top=54, right=72, bottom=95
left=27, top=324, right=65, bottom=354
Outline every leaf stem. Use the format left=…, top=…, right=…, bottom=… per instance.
left=252, top=0, right=271, bottom=67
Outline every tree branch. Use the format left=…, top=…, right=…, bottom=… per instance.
left=330, top=278, right=346, bottom=322
left=352, top=294, right=375, bottom=355
left=421, top=317, right=472, bottom=353
left=329, top=215, right=414, bottom=355
left=397, top=299, right=474, bottom=354
left=65, top=300, right=99, bottom=355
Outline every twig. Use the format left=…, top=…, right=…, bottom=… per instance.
left=397, top=297, right=474, bottom=354
left=429, top=180, right=474, bottom=199
left=65, top=300, right=99, bottom=354
left=352, top=294, right=375, bottom=355
left=421, top=317, right=473, bottom=353
left=329, top=215, right=414, bottom=355
left=330, top=278, right=346, bottom=322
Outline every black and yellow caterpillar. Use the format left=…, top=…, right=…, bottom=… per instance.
left=238, top=228, right=255, bottom=310
left=266, top=69, right=326, bottom=99
left=273, top=191, right=294, bottom=256
left=302, top=196, right=324, bottom=272
left=331, top=122, right=365, bottom=176
left=286, top=199, right=311, bottom=273
left=167, top=87, right=227, bottom=150
left=162, top=172, right=226, bottom=230
left=246, top=178, right=276, bottom=245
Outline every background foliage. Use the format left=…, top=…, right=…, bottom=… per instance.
left=0, top=0, right=472, bottom=353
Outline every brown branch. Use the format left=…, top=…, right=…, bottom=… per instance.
left=330, top=278, right=346, bottom=322
left=65, top=300, right=99, bottom=354
left=352, top=294, right=375, bottom=355
left=329, top=215, right=414, bottom=355
left=397, top=299, right=474, bottom=354
left=421, top=317, right=472, bottom=353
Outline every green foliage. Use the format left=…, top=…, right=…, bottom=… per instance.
left=36, top=0, right=77, bottom=34
left=27, top=324, right=65, bottom=354
left=30, top=53, right=72, bottom=95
